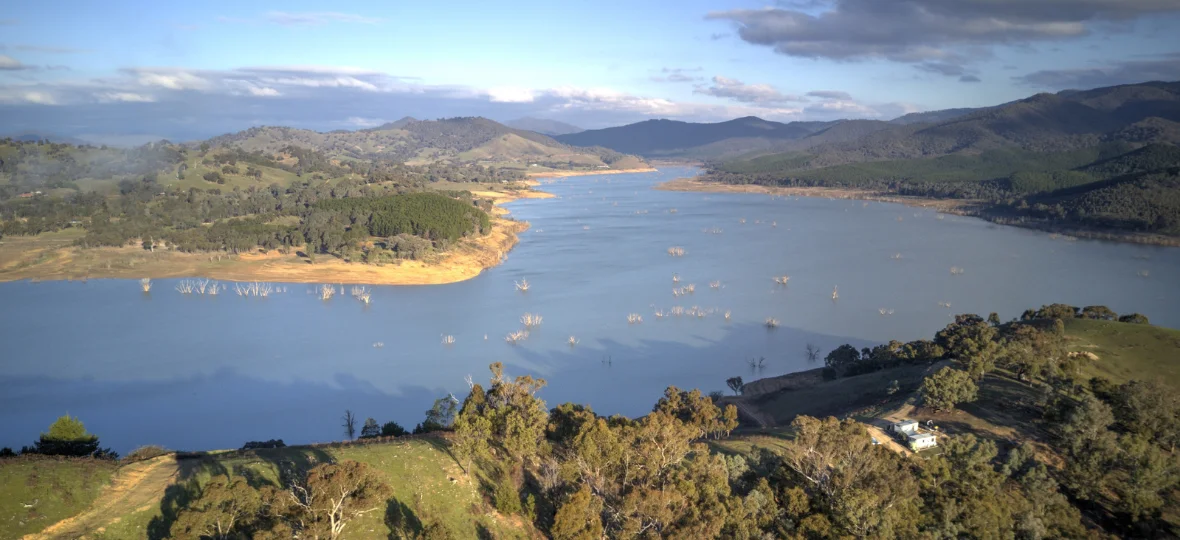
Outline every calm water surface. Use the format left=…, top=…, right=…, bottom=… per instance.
left=2, top=166, right=1178, bottom=453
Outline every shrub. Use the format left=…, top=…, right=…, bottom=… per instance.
left=241, top=439, right=286, bottom=450
left=1119, top=313, right=1150, bottom=324
left=381, top=421, right=407, bottom=437
left=124, top=445, right=168, bottom=463
left=493, top=476, right=523, bottom=515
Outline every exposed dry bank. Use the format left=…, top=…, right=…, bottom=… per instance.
left=0, top=188, right=554, bottom=286
left=528, top=166, right=658, bottom=178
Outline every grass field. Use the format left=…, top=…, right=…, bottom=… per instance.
left=1064, top=318, right=1180, bottom=387
left=0, top=457, right=115, bottom=539
left=4, top=437, right=534, bottom=539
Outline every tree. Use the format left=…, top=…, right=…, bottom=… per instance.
left=935, top=314, right=1001, bottom=380
left=778, top=416, right=920, bottom=537
left=805, top=343, right=820, bottom=362
left=1001, top=324, right=1065, bottom=382
left=726, top=376, right=743, bottom=395
left=987, top=312, right=1002, bottom=326
left=270, top=460, right=392, bottom=539
left=1112, top=380, right=1180, bottom=451
left=1080, top=305, right=1118, bottom=320
left=31, top=414, right=100, bottom=456
left=1119, top=313, right=1150, bottom=324
left=824, top=344, right=860, bottom=373
left=359, top=418, right=380, bottom=439
left=1112, top=434, right=1180, bottom=521
left=170, top=474, right=262, bottom=539
left=921, top=367, right=978, bottom=411
left=380, top=421, right=407, bottom=437
left=342, top=410, right=356, bottom=440
left=551, top=486, right=604, bottom=540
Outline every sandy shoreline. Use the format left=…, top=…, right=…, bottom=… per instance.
left=656, top=177, right=1180, bottom=247
left=528, top=167, right=658, bottom=178
left=0, top=186, right=551, bottom=286
left=655, top=177, right=974, bottom=212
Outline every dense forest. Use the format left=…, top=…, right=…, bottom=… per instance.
left=5, top=302, right=1177, bottom=538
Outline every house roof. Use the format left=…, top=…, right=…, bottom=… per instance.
left=908, top=432, right=936, bottom=441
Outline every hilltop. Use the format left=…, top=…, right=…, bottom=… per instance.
left=505, top=116, right=584, bottom=136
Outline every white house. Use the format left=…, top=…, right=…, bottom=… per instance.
left=889, top=419, right=919, bottom=435
left=908, top=432, right=937, bottom=451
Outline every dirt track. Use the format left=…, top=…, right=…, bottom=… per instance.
left=25, top=456, right=179, bottom=540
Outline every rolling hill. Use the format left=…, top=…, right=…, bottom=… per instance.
left=505, top=116, right=583, bottom=136
left=207, top=116, right=643, bottom=172
left=555, top=116, right=833, bottom=159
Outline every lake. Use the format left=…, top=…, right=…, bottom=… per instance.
left=2, top=166, right=1178, bottom=453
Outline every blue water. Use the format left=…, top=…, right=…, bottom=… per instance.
left=2, top=166, right=1178, bottom=453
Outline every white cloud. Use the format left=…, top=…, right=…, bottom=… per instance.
left=96, top=92, right=154, bottom=103
left=0, top=54, right=28, bottom=70
left=487, top=86, right=537, bottom=103
left=262, top=12, right=382, bottom=26
left=21, top=91, right=56, bottom=105
left=246, top=86, right=280, bottom=97
left=694, top=76, right=806, bottom=105
left=343, top=117, right=385, bottom=128
left=133, top=70, right=211, bottom=91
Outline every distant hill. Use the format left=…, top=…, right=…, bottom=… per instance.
left=889, top=108, right=981, bottom=125
left=4, top=132, right=90, bottom=145
left=555, top=116, right=832, bottom=159
left=506, top=117, right=583, bottom=136
left=701, top=80, right=1180, bottom=239
left=206, top=116, right=646, bottom=172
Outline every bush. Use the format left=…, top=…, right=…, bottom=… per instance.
left=493, top=476, right=523, bottom=515
left=381, top=421, right=407, bottom=437
left=124, top=445, right=168, bottom=463
left=0, top=447, right=15, bottom=458
left=203, top=171, right=224, bottom=184
left=1119, top=313, right=1150, bottom=324
left=241, top=439, right=286, bottom=450
left=29, top=415, right=101, bottom=457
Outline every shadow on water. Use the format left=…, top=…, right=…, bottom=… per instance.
left=503, top=321, right=874, bottom=415
left=0, top=369, right=447, bottom=454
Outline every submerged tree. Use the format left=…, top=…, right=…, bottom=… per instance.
left=342, top=410, right=357, bottom=441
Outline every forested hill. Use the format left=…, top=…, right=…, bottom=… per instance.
left=207, top=116, right=645, bottom=171
left=505, top=116, right=584, bottom=136
left=555, top=116, right=834, bottom=159
left=697, top=81, right=1180, bottom=240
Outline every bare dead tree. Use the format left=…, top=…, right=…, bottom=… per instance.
left=342, top=410, right=356, bottom=440
left=805, top=343, right=820, bottom=363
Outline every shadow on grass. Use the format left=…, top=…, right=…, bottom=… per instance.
left=384, top=496, right=423, bottom=539
left=146, top=454, right=228, bottom=540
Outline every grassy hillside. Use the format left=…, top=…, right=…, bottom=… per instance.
left=3, top=437, right=534, bottom=539
left=1066, top=318, right=1180, bottom=387
left=0, top=457, right=115, bottom=539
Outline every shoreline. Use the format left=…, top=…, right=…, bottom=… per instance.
left=656, top=177, right=1180, bottom=248
left=0, top=187, right=552, bottom=286
left=528, top=167, right=658, bottom=178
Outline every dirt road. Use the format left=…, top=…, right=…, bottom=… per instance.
left=25, top=456, right=179, bottom=540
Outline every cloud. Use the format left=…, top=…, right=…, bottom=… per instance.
left=651, top=67, right=704, bottom=83
left=707, top=0, right=1180, bottom=70
left=0, top=64, right=886, bottom=139
left=487, top=86, right=537, bottom=103
left=0, top=54, right=29, bottom=70
left=1014, top=53, right=1180, bottom=89
left=959, top=75, right=982, bottom=83
left=96, top=92, right=155, bottom=103
left=3, top=45, right=88, bottom=54
left=806, top=90, right=852, bottom=100
left=263, top=11, right=382, bottom=26
left=694, top=76, right=806, bottom=105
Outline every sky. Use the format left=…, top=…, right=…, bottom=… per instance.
left=2, top=0, right=1180, bottom=144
